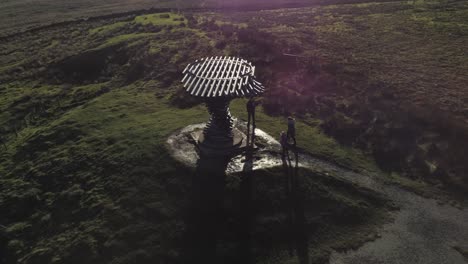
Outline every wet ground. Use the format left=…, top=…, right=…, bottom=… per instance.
left=167, top=122, right=468, bottom=264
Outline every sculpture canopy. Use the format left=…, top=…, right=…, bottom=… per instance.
left=181, top=56, right=264, bottom=98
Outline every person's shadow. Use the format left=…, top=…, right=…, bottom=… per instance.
left=238, top=148, right=255, bottom=263
left=283, top=148, right=310, bottom=264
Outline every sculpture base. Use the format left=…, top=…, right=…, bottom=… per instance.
left=166, top=122, right=285, bottom=173
left=191, top=128, right=247, bottom=157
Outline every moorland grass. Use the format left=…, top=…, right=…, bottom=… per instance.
left=95, top=33, right=158, bottom=49
left=2, top=1, right=466, bottom=263
left=89, top=21, right=128, bottom=35
left=230, top=99, right=376, bottom=171
left=134, top=12, right=186, bottom=26
left=0, top=80, right=388, bottom=263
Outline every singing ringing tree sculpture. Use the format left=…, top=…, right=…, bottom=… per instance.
left=181, top=56, right=265, bottom=155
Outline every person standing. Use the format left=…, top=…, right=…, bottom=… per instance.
left=246, top=97, right=259, bottom=136
left=287, top=116, right=296, bottom=146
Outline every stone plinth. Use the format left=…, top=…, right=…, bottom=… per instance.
left=192, top=127, right=246, bottom=157
left=166, top=122, right=284, bottom=173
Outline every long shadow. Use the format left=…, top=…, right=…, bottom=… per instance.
left=184, top=133, right=307, bottom=264
left=238, top=147, right=255, bottom=264
left=235, top=125, right=256, bottom=263
left=284, top=148, right=310, bottom=264
left=183, top=140, right=256, bottom=264
left=183, top=154, right=231, bottom=264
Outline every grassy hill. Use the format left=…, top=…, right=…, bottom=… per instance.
left=0, top=0, right=467, bottom=263
left=0, top=0, right=402, bottom=37
left=0, top=9, right=389, bottom=264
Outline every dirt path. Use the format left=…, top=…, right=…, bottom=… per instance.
left=273, top=141, right=468, bottom=264
left=168, top=124, right=468, bottom=263
left=327, top=169, right=468, bottom=264
left=240, top=128, right=468, bottom=264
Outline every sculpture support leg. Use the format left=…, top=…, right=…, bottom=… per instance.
left=196, top=98, right=245, bottom=156
left=204, top=98, right=234, bottom=139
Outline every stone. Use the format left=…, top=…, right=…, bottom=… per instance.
left=194, top=127, right=246, bottom=157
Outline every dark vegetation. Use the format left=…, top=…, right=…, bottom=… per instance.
left=0, top=0, right=467, bottom=263
left=196, top=1, right=468, bottom=196
left=0, top=0, right=411, bottom=38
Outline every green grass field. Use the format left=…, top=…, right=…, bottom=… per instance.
left=0, top=80, right=389, bottom=264
left=0, top=1, right=467, bottom=263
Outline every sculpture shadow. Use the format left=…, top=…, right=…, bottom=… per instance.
left=183, top=146, right=256, bottom=264
left=183, top=144, right=309, bottom=264
left=183, top=154, right=231, bottom=264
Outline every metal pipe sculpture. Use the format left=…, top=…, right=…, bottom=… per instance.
left=181, top=56, right=264, bottom=154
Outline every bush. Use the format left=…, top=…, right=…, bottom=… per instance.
left=215, top=39, right=227, bottom=49
left=169, top=89, right=203, bottom=109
